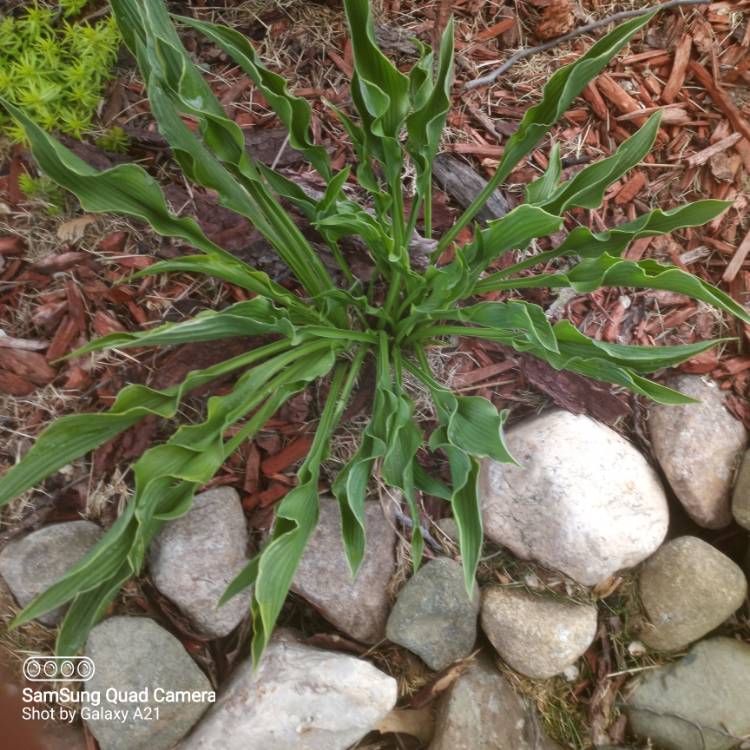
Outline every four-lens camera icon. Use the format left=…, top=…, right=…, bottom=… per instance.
left=23, top=655, right=95, bottom=682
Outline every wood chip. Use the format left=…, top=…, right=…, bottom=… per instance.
left=46, top=316, right=78, bottom=361
left=474, top=17, right=515, bottom=41
left=661, top=34, right=692, bottom=104
left=722, top=226, right=750, bottom=283
left=32, top=252, right=89, bottom=274
left=686, top=132, right=743, bottom=167
left=596, top=74, right=646, bottom=125
left=0, top=236, right=24, bottom=256
left=614, top=171, right=646, bottom=204
left=0, top=335, right=49, bottom=351
left=0, top=369, right=35, bottom=396
left=688, top=61, right=750, bottom=142
left=448, top=143, right=504, bottom=158
left=0, top=348, right=56, bottom=384
left=582, top=81, right=608, bottom=120
left=261, top=435, right=313, bottom=476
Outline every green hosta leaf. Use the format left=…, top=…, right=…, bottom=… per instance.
left=465, top=204, right=564, bottom=273
left=70, top=298, right=298, bottom=357
left=381, top=381, right=424, bottom=569
left=129, top=255, right=307, bottom=313
left=344, top=0, right=409, bottom=141
left=333, top=336, right=425, bottom=576
left=325, top=100, right=385, bottom=201
left=56, top=565, right=132, bottom=656
left=453, top=301, right=559, bottom=353
left=550, top=319, right=730, bottom=373
left=250, top=360, right=350, bottom=664
left=176, top=15, right=331, bottom=180
left=112, top=0, right=337, bottom=305
left=11, top=506, right=138, bottom=629
left=13, top=343, right=338, bottom=639
left=525, top=142, right=562, bottom=205
left=439, top=11, right=655, bottom=250
left=541, top=113, right=661, bottom=214
left=316, top=203, right=394, bottom=269
left=0, top=99, right=247, bottom=267
left=405, top=356, right=513, bottom=592
left=480, top=200, right=732, bottom=283
left=482, top=253, right=750, bottom=324
left=406, top=19, right=454, bottom=191
left=454, top=324, right=701, bottom=404
left=416, top=300, right=558, bottom=354
left=408, top=39, right=435, bottom=110
left=0, top=342, right=289, bottom=507
left=495, top=13, right=655, bottom=186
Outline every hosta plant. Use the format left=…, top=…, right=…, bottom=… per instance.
left=1, top=0, right=747, bottom=664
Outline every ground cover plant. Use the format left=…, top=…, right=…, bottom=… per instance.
left=0, top=0, right=747, bottom=666
left=0, top=1, right=119, bottom=141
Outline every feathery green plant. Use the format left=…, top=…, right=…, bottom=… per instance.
left=0, top=2, right=119, bottom=142
left=0, top=0, right=745, bottom=664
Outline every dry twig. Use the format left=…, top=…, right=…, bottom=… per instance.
left=465, top=0, right=708, bottom=90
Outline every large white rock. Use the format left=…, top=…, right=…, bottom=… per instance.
left=480, top=410, right=668, bottom=585
left=149, top=487, right=250, bottom=637
left=179, top=634, right=397, bottom=750
left=649, top=375, right=747, bottom=528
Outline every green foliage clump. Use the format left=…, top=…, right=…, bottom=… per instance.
left=0, top=0, right=747, bottom=665
left=95, top=125, right=131, bottom=154
left=18, top=172, right=66, bottom=214
left=0, top=2, right=119, bottom=141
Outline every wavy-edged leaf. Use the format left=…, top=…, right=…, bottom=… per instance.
left=466, top=204, right=564, bottom=273
left=481, top=253, right=750, bottom=324
left=421, top=300, right=559, bottom=354
left=111, top=0, right=337, bottom=304
left=525, top=142, right=562, bottom=204
left=406, top=18, right=454, bottom=234
left=70, top=298, right=296, bottom=357
left=405, top=355, right=512, bottom=593
left=439, top=12, right=655, bottom=250
left=344, top=0, right=409, bottom=141
left=478, top=200, right=732, bottom=284
left=0, top=342, right=289, bottom=507
left=176, top=14, right=331, bottom=180
left=542, top=113, right=661, bottom=214
left=250, top=360, right=350, bottom=664
left=12, top=343, right=339, bottom=638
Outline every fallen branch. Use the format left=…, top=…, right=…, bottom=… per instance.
left=464, top=0, right=708, bottom=90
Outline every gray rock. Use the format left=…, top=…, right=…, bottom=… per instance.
left=386, top=557, right=479, bottom=671
left=291, top=497, right=395, bottom=643
left=626, top=637, right=750, bottom=750
left=0, top=521, right=103, bottom=625
left=638, top=536, right=747, bottom=652
left=84, top=617, right=213, bottom=750
left=429, top=656, right=562, bottom=750
left=480, top=586, right=598, bottom=678
left=150, top=487, right=250, bottom=637
left=179, top=635, right=397, bottom=750
left=480, top=410, right=669, bottom=585
left=649, top=375, right=747, bottom=528
left=732, top=448, right=750, bottom=530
